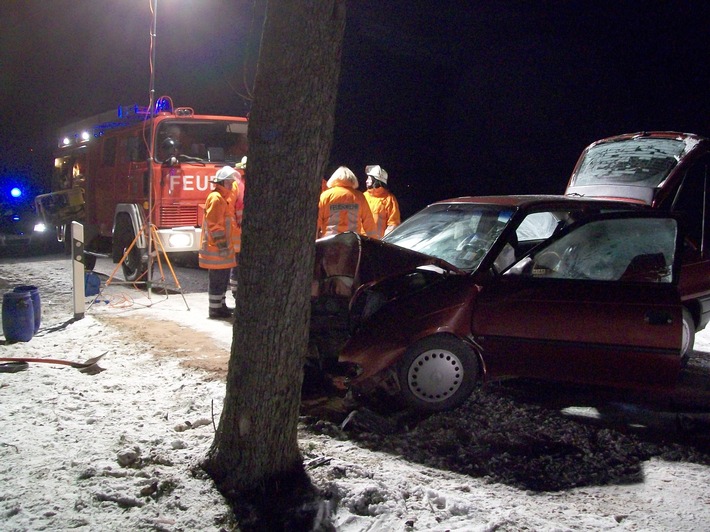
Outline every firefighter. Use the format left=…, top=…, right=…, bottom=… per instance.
left=228, top=156, right=247, bottom=304
left=199, top=166, right=239, bottom=319
left=363, top=164, right=401, bottom=238
left=317, top=166, right=378, bottom=239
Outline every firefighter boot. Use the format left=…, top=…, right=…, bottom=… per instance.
left=208, top=306, right=232, bottom=319
left=208, top=294, right=233, bottom=320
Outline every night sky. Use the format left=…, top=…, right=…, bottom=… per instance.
left=2, top=1, right=710, bottom=217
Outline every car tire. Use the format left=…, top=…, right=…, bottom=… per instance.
left=681, top=307, right=695, bottom=367
left=397, top=335, right=479, bottom=413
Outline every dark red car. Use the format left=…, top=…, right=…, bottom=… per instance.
left=309, top=196, right=684, bottom=413
left=566, top=131, right=710, bottom=358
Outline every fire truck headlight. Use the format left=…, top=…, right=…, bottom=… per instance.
left=168, top=233, right=192, bottom=249
left=34, top=222, right=47, bottom=233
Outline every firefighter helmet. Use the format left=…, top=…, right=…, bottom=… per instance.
left=161, top=137, right=180, bottom=153
left=211, top=166, right=238, bottom=184
left=365, top=164, right=388, bottom=185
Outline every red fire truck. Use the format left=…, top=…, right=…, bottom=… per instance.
left=36, top=97, right=248, bottom=280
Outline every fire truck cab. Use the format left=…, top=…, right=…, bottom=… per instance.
left=36, top=97, right=247, bottom=280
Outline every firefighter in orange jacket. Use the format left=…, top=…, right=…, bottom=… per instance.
left=317, top=166, right=378, bottom=239
left=364, top=164, right=401, bottom=238
left=228, top=156, right=247, bottom=303
left=199, top=166, right=239, bottom=319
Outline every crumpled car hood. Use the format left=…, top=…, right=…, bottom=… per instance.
left=313, top=232, right=461, bottom=298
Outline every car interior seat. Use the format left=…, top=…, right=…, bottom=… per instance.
left=620, top=252, right=668, bottom=282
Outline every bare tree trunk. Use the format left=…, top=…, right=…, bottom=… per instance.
left=203, top=0, right=346, bottom=527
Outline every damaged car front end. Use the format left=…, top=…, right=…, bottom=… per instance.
left=308, top=232, right=471, bottom=399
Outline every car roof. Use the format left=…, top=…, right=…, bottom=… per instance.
left=428, top=194, right=638, bottom=210
left=587, top=131, right=709, bottom=146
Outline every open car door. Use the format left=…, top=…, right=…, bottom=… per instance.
left=473, top=212, right=683, bottom=389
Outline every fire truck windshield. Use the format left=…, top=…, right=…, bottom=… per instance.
left=155, top=119, right=248, bottom=164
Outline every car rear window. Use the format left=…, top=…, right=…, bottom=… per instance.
left=571, top=137, right=688, bottom=188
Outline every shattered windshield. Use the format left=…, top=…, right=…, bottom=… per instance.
left=155, top=119, right=248, bottom=164
left=571, top=137, right=688, bottom=188
left=383, top=203, right=515, bottom=271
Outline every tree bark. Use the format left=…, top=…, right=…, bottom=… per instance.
left=203, top=0, right=346, bottom=514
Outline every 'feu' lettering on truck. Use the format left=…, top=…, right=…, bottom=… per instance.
left=169, top=174, right=217, bottom=192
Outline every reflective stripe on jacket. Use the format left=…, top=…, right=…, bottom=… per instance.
left=317, top=182, right=378, bottom=239
left=364, top=187, right=401, bottom=239
left=198, top=186, right=238, bottom=269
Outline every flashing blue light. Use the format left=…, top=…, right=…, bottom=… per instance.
left=155, top=97, right=173, bottom=114
left=10, top=187, right=22, bottom=198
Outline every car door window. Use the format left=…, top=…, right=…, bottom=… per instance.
left=668, top=156, right=710, bottom=258
left=494, top=210, right=571, bottom=271
left=515, top=211, right=560, bottom=242
left=508, top=217, right=677, bottom=282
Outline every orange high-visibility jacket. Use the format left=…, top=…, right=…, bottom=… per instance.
left=364, top=187, right=401, bottom=239
left=317, top=181, right=378, bottom=239
left=198, top=185, right=238, bottom=269
left=229, top=177, right=245, bottom=254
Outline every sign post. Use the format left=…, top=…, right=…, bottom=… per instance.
left=72, top=221, right=85, bottom=320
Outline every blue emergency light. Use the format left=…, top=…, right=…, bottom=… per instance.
left=59, top=97, right=176, bottom=148
left=155, top=96, right=173, bottom=114
left=10, top=187, right=22, bottom=198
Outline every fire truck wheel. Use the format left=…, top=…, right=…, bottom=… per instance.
left=84, top=253, right=97, bottom=271
left=112, top=216, right=132, bottom=263
left=62, top=224, right=72, bottom=255
left=121, top=243, right=146, bottom=282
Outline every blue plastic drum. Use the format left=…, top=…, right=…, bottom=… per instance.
left=13, top=285, right=41, bottom=334
left=2, top=291, right=35, bottom=343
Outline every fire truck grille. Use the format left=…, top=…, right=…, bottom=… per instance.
left=160, top=205, right=199, bottom=227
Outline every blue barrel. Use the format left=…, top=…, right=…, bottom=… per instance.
left=2, top=291, right=35, bottom=343
left=13, top=285, right=41, bottom=334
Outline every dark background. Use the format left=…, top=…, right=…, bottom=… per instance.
left=2, top=0, right=709, bottom=217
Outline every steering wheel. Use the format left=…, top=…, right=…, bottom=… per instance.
left=531, top=250, right=561, bottom=275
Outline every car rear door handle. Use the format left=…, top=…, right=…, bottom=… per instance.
left=644, top=310, right=673, bottom=325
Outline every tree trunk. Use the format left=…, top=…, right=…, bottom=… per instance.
left=203, top=0, right=346, bottom=524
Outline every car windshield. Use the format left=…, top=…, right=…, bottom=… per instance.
left=383, top=203, right=515, bottom=270
left=155, top=119, right=248, bottom=164
left=570, top=137, right=688, bottom=188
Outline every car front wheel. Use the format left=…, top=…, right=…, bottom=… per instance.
left=397, top=335, right=479, bottom=413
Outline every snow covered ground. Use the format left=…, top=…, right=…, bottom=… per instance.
left=1, top=254, right=710, bottom=531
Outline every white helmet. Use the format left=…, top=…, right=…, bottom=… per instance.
left=211, top=166, right=238, bottom=184
left=365, top=164, right=388, bottom=185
